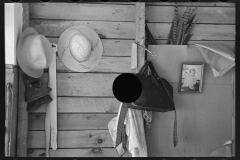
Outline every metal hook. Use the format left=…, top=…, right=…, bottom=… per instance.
left=133, top=42, right=157, bottom=57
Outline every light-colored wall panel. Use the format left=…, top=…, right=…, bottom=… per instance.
left=146, top=84, right=234, bottom=157
left=148, top=45, right=235, bottom=85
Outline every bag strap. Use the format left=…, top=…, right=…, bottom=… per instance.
left=148, top=61, right=174, bottom=103
left=148, top=61, right=178, bottom=147
left=173, top=110, right=178, bottom=147
left=138, top=61, right=151, bottom=74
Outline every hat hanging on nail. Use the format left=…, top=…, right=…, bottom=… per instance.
left=16, top=27, right=53, bottom=78
left=57, top=26, right=103, bottom=72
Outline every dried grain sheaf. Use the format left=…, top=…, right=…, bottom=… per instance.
left=167, top=3, right=200, bottom=45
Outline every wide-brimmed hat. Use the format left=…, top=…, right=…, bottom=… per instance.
left=57, top=26, right=103, bottom=72
left=16, top=27, right=53, bottom=78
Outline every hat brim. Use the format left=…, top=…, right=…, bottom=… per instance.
left=16, top=27, right=44, bottom=78
left=57, top=26, right=103, bottom=72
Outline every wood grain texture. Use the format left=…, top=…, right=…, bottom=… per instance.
left=155, top=40, right=235, bottom=51
left=48, top=38, right=133, bottom=57
left=30, top=19, right=135, bottom=39
left=146, top=45, right=235, bottom=157
left=28, top=130, right=114, bottom=148
left=146, top=2, right=235, bottom=7
left=90, top=2, right=234, bottom=7
left=56, top=56, right=131, bottom=73
left=135, top=3, right=145, bottom=73
left=147, top=23, right=235, bottom=41
left=17, top=3, right=29, bottom=157
left=5, top=68, right=18, bottom=156
left=54, top=73, right=118, bottom=96
left=27, top=148, right=132, bottom=157
left=29, top=3, right=136, bottom=22
left=29, top=97, right=121, bottom=113
left=28, top=114, right=117, bottom=130
left=146, top=6, right=235, bottom=24
left=17, top=70, right=28, bottom=157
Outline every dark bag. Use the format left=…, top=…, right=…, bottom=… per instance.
left=128, top=61, right=175, bottom=112
left=128, top=60, right=178, bottom=147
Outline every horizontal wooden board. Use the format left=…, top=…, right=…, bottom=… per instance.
left=146, top=6, right=235, bottom=24
left=27, top=148, right=132, bottom=157
left=56, top=73, right=118, bottom=96
left=39, top=73, right=119, bottom=96
left=48, top=38, right=133, bottom=57
left=56, top=56, right=131, bottom=73
left=154, top=40, right=235, bottom=51
left=30, top=3, right=136, bottom=22
left=146, top=2, right=235, bottom=7
left=148, top=45, right=235, bottom=85
left=30, top=20, right=135, bottom=39
left=28, top=114, right=117, bottom=130
left=147, top=23, right=235, bottom=40
left=90, top=2, right=235, bottom=7
left=29, top=97, right=121, bottom=113
left=28, top=130, right=114, bottom=148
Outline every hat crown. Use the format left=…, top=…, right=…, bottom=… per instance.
left=69, top=34, right=91, bottom=62
left=16, top=27, right=53, bottom=78
left=24, top=35, right=48, bottom=69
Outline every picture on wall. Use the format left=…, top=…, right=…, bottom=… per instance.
left=179, top=63, right=204, bottom=93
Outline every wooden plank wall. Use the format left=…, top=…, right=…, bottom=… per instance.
left=145, top=2, right=235, bottom=157
left=20, top=2, right=235, bottom=157
left=145, top=2, right=235, bottom=50
left=26, top=2, right=140, bottom=157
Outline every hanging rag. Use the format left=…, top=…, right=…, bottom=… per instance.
left=194, top=43, right=235, bottom=78
left=108, top=102, right=148, bottom=157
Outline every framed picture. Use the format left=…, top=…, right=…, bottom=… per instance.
left=179, top=63, right=204, bottom=93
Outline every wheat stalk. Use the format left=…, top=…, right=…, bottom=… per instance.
left=167, top=19, right=174, bottom=44
left=172, top=4, right=178, bottom=44
left=167, top=3, right=199, bottom=45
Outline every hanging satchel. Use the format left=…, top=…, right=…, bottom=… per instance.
left=128, top=60, right=178, bottom=147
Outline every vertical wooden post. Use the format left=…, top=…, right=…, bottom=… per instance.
left=5, top=68, right=19, bottom=157
left=134, top=2, right=145, bottom=73
left=17, top=3, right=29, bottom=157
left=231, top=71, right=235, bottom=156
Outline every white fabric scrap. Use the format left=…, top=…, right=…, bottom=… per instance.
left=194, top=43, right=235, bottom=78
left=108, top=102, right=148, bottom=157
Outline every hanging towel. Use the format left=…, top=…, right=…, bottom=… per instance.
left=108, top=102, right=148, bottom=157
left=194, top=43, right=235, bottom=78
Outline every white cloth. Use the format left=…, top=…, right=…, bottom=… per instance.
left=108, top=102, right=148, bottom=157
left=194, top=43, right=235, bottom=78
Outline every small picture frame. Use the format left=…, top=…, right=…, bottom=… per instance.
left=179, top=63, right=204, bottom=93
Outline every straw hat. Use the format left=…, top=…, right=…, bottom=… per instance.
left=57, top=26, right=103, bottom=72
left=16, top=27, right=53, bottom=78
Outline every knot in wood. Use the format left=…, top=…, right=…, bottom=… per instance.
left=92, top=148, right=102, bottom=153
left=96, top=138, right=103, bottom=144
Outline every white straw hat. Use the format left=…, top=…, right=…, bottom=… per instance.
left=57, top=26, right=103, bottom=72
left=16, top=27, right=53, bottom=78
